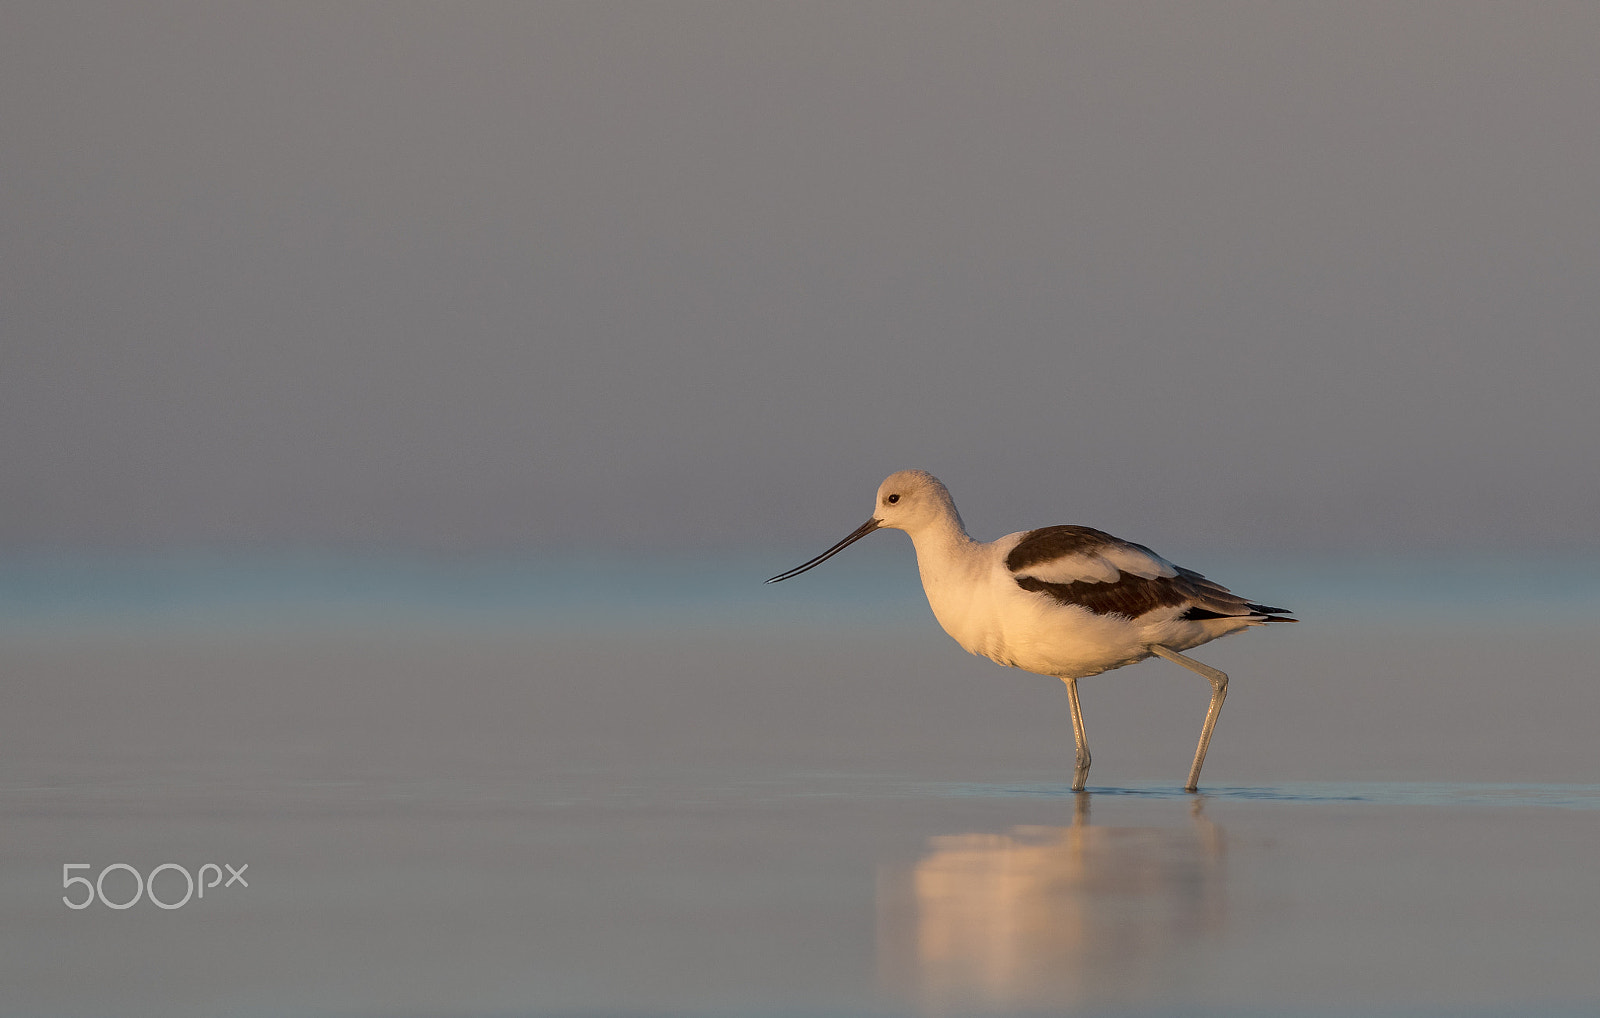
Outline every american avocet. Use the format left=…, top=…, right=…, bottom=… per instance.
left=767, top=470, right=1295, bottom=792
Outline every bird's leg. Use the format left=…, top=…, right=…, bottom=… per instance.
left=1062, top=676, right=1092, bottom=792
left=1150, top=645, right=1229, bottom=793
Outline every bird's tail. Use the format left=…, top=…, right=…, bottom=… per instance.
left=1246, top=602, right=1297, bottom=622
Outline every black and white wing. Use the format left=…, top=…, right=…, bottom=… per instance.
left=1005, top=525, right=1295, bottom=621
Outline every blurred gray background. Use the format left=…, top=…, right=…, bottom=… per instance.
left=4, top=2, right=1597, bottom=555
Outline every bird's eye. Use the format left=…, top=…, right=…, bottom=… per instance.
left=886, top=493, right=900, bottom=505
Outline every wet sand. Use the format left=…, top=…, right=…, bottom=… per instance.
left=4, top=601, right=1599, bottom=1015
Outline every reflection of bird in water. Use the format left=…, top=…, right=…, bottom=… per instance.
left=877, top=797, right=1226, bottom=1015
left=768, top=470, right=1294, bottom=790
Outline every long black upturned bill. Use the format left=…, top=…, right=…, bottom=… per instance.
left=765, top=518, right=882, bottom=583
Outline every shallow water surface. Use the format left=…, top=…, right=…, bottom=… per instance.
left=3, top=556, right=1598, bottom=1016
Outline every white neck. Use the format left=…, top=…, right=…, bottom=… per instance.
left=902, top=511, right=994, bottom=658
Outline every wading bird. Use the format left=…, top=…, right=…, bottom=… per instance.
left=767, top=470, right=1295, bottom=791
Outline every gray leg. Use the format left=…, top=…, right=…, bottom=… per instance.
left=1062, top=676, right=1092, bottom=792
left=1150, top=645, right=1229, bottom=793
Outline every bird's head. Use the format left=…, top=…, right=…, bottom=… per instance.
left=871, top=469, right=959, bottom=535
left=765, top=469, right=961, bottom=583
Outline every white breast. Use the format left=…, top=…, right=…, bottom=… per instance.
left=913, top=533, right=1163, bottom=678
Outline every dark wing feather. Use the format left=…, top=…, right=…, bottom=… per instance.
left=1015, top=572, right=1193, bottom=617
left=1010, top=531, right=1297, bottom=621
left=1004, top=525, right=1125, bottom=573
